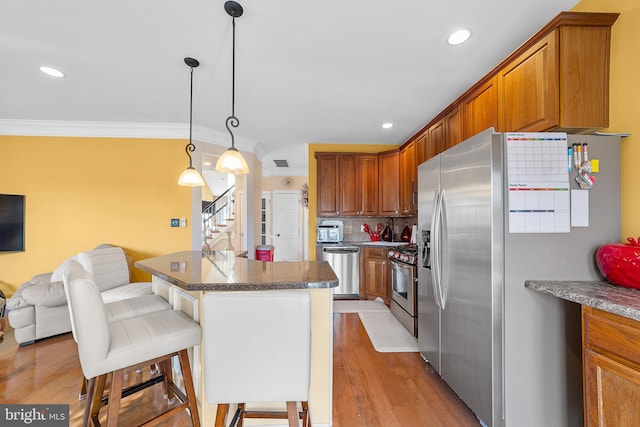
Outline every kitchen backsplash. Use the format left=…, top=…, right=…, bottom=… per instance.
left=318, top=216, right=417, bottom=243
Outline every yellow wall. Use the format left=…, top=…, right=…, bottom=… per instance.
left=0, top=135, right=192, bottom=296
left=573, top=0, right=640, bottom=239
left=307, top=144, right=398, bottom=259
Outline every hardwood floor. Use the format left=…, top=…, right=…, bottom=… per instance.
left=0, top=313, right=479, bottom=426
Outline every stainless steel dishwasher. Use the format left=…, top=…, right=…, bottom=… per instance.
left=321, top=246, right=360, bottom=299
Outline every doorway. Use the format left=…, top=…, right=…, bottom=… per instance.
left=272, top=191, right=302, bottom=261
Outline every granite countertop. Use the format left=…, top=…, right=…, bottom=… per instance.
left=525, top=280, right=640, bottom=322
left=135, top=250, right=339, bottom=292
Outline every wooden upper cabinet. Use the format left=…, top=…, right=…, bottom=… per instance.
left=379, top=150, right=400, bottom=216
left=399, top=141, right=417, bottom=215
left=358, top=155, right=379, bottom=216
left=339, top=155, right=359, bottom=216
left=315, top=152, right=385, bottom=217
left=497, top=32, right=558, bottom=132
left=315, top=154, right=340, bottom=216
left=462, top=76, right=499, bottom=139
left=415, top=130, right=429, bottom=165
left=446, top=106, right=462, bottom=149
left=402, top=12, right=617, bottom=156
left=497, top=14, right=617, bottom=134
left=428, top=119, right=446, bottom=159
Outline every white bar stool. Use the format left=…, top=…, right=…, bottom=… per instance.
left=60, top=260, right=172, bottom=399
left=64, top=264, right=201, bottom=427
left=202, top=291, right=312, bottom=427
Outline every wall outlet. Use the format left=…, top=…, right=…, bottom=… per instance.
left=360, top=224, right=365, bottom=232
left=180, top=218, right=187, bottom=227
left=170, top=218, right=179, bottom=227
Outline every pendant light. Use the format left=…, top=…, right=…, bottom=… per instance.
left=215, top=1, right=250, bottom=175
left=178, top=57, right=206, bottom=187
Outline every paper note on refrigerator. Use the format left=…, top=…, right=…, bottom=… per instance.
left=506, top=133, right=570, bottom=233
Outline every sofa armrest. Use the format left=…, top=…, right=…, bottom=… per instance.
left=21, top=281, right=67, bottom=308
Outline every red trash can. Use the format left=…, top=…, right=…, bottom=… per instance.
left=255, top=245, right=274, bottom=261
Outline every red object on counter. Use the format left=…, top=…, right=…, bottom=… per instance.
left=596, top=237, right=640, bottom=289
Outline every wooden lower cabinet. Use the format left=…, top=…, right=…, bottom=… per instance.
left=582, top=306, right=640, bottom=426
left=360, top=247, right=390, bottom=304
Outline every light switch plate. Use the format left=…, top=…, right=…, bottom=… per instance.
left=180, top=218, right=187, bottom=227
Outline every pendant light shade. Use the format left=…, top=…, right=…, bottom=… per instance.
left=215, top=1, right=250, bottom=175
left=216, top=147, right=250, bottom=174
left=179, top=57, right=206, bottom=187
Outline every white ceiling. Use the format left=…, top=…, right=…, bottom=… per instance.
left=1, top=0, right=579, bottom=176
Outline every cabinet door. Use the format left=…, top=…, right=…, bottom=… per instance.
left=399, top=141, right=417, bottom=215
left=339, top=155, right=359, bottom=216
left=316, top=154, right=340, bottom=216
left=498, top=31, right=559, bottom=132
left=379, top=151, right=399, bottom=216
left=415, top=130, right=429, bottom=165
left=363, top=251, right=389, bottom=302
left=446, top=106, right=462, bottom=149
left=462, top=77, right=499, bottom=139
left=359, top=155, right=379, bottom=216
left=428, top=118, right=446, bottom=158
left=584, top=349, right=640, bottom=427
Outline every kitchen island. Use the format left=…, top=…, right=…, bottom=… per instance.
left=526, top=280, right=640, bottom=426
left=135, top=250, right=339, bottom=427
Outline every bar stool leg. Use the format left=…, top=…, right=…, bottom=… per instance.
left=302, top=401, right=311, bottom=427
left=89, top=374, right=107, bottom=427
left=106, top=368, right=125, bottom=427
left=177, top=349, right=201, bottom=427
left=286, top=401, right=298, bottom=427
left=215, top=404, right=229, bottom=427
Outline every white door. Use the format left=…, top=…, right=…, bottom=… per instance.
left=273, top=191, right=301, bottom=261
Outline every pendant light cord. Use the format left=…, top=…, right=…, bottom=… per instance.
left=225, top=15, right=239, bottom=149
left=184, top=61, right=198, bottom=168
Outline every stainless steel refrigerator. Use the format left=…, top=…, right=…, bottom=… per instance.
left=417, top=128, right=621, bottom=427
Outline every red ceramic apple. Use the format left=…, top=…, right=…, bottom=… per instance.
left=596, top=237, right=640, bottom=289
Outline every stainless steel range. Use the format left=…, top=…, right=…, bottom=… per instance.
left=388, top=245, right=418, bottom=337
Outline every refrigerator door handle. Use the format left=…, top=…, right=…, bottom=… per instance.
left=438, top=189, right=448, bottom=309
left=431, top=188, right=443, bottom=308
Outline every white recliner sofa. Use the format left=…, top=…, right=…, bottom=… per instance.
left=6, top=245, right=154, bottom=345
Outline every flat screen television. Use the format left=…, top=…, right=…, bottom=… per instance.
left=0, top=194, right=25, bottom=252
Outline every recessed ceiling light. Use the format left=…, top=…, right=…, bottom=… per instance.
left=39, top=66, right=65, bottom=78
left=203, top=161, right=212, bottom=166
left=382, top=122, right=393, bottom=129
left=448, top=29, right=471, bottom=46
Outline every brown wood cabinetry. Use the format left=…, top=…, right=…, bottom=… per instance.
left=497, top=32, right=559, bottom=132
left=399, top=141, right=416, bottom=215
left=402, top=12, right=618, bottom=163
left=498, top=21, right=615, bottom=134
left=360, top=246, right=390, bottom=303
left=316, top=154, right=340, bottom=216
left=462, top=76, right=499, bottom=140
left=582, top=306, right=640, bottom=426
left=415, top=130, right=428, bottom=165
left=378, top=150, right=400, bottom=216
left=315, top=153, right=378, bottom=217
left=340, top=155, right=379, bottom=216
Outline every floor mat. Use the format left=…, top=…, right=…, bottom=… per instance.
left=333, top=299, right=389, bottom=313
left=358, top=310, right=419, bottom=353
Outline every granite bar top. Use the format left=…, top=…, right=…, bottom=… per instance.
left=136, top=251, right=339, bottom=292
left=525, top=280, right=640, bottom=322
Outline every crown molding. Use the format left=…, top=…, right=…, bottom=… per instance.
left=0, top=119, right=257, bottom=153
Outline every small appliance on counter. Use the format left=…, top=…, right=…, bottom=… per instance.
left=317, top=219, right=344, bottom=243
